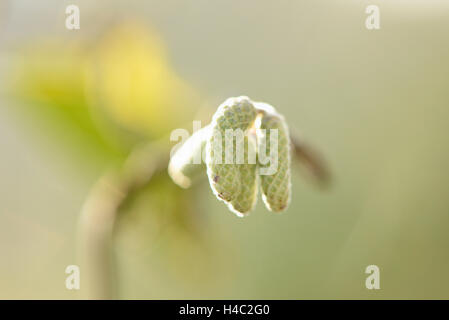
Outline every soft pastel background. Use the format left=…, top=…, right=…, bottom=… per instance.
left=1, top=0, right=449, bottom=299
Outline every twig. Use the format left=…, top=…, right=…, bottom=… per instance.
left=290, top=133, right=331, bottom=188
left=78, top=142, right=169, bottom=299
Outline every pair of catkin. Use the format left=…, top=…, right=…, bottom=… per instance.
left=169, top=96, right=291, bottom=217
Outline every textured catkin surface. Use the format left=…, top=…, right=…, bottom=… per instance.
left=206, top=96, right=258, bottom=216
left=257, top=109, right=291, bottom=212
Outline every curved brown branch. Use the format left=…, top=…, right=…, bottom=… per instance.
left=77, top=142, right=169, bottom=299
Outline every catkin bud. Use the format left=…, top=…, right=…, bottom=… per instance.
left=206, top=96, right=258, bottom=216
left=168, top=96, right=293, bottom=216
left=255, top=102, right=291, bottom=212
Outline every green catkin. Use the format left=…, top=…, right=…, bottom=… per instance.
left=168, top=96, right=292, bottom=216
left=206, top=96, right=258, bottom=216
left=255, top=102, right=291, bottom=212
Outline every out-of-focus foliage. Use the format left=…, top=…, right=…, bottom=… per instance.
left=5, top=19, right=223, bottom=298
left=8, top=21, right=199, bottom=173
left=9, top=39, right=124, bottom=171
left=87, top=22, right=198, bottom=139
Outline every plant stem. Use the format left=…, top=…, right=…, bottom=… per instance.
left=78, top=142, right=168, bottom=299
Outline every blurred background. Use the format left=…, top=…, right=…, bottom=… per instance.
left=1, top=0, right=449, bottom=299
